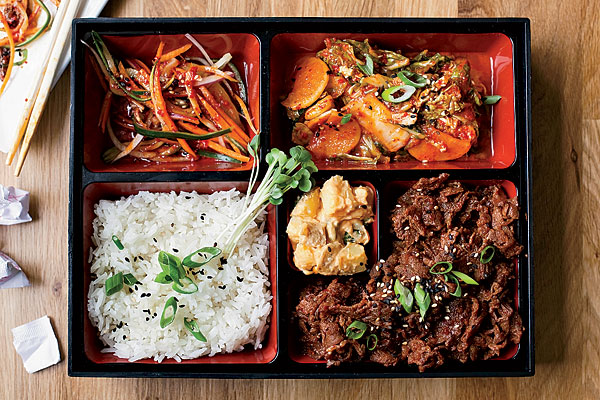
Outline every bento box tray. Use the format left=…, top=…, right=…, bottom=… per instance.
left=68, top=17, right=533, bottom=378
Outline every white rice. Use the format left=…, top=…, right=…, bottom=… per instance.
left=86, top=189, right=272, bottom=362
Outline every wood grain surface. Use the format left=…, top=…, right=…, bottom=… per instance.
left=0, top=0, right=598, bottom=398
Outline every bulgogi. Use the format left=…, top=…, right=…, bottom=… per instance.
left=295, top=174, right=523, bottom=371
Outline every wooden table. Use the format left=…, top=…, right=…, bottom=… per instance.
left=1, top=0, right=597, bottom=398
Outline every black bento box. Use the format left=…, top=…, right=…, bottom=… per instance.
left=68, top=17, right=533, bottom=378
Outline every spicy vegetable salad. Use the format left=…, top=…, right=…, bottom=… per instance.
left=85, top=32, right=258, bottom=165
left=282, top=38, right=501, bottom=164
left=0, top=0, right=56, bottom=96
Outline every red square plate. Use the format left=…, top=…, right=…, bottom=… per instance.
left=81, top=181, right=277, bottom=364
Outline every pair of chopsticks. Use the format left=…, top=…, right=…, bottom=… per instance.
left=6, top=0, right=82, bottom=176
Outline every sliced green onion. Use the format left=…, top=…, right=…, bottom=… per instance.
left=340, top=113, right=352, bottom=124
left=367, top=334, right=378, bottom=350
left=429, top=261, right=453, bottom=275
left=483, top=95, right=502, bottom=105
left=451, top=270, right=479, bottom=285
left=154, top=272, right=173, bottom=284
left=160, top=297, right=178, bottom=328
left=414, top=283, right=431, bottom=320
left=397, top=70, right=427, bottom=88
left=346, top=320, right=368, bottom=339
left=480, top=245, right=495, bottom=264
left=123, top=273, right=139, bottom=286
left=381, top=85, right=416, bottom=103
left=172, top=276, right=199, bottom=294
left=158, top=251, right=185, bottom=285
left=194, top=149, right=243, bottom=164
left=91, top=31, right=151, bottom=102
left=448, top=274, right=462, bottom=297
left=111, top=235, right=124, bottom=250
left=184, top=317, right=207, bottom=342
left=343, top=232, right=356, bottom=245
left=14, top=49, right=28, bottom=66
left=394, top=279, right=414, bottom=313
left=182, top=247, right=222, bottom=269
left=357, top=54, right=374, bottom=76
left=133, top=122, right=231, bottom=141
left=105, top=272, right=123, bottom=296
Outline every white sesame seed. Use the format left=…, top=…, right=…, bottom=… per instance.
left=467, top=262, right=472, bottom=266
left=379, top=259, right=385, bottom=263
left=432, top=303, right=438, bottom=308
left=416, top=188, right=422, bottom=192
left=404, top=226, right=410, bottom=231
left=452, top=248, right=457, bottom=253
left=396, top=204, right=402, bottom=207
left=415, top=276, right=421, bottom=282
left=419, top=317, right=423, bottom=322
left=454, top=324, right=460, bottom=329
left=415, top=252, right=420, bottom=257
left=402, top=341, right=408, bottom=345
left=410, top=276, right=416, bottom=281
left=434, top=205, right=439, bottom=210
left=444, top=316, right=450, bottom=320
left=444, top=245, right=449, bottom=252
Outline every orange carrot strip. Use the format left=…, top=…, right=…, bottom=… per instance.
left=0, top=13, right=15, bottom=97
left=208, top=142, right=250, bottom=163
left=159, top=44, right=192, bottom=62
left=99, top=91, right=113, bottom=132
left=154, top=42, right=165, bottom=61
left=150, top=51, right=197, bottom=160
left=178, top=121, right=209, bottom=135
left=225, top=137, right=241, bottom=154
left=134, top=58, right=151, bottom=74
left=199, top=87, right=250, bottom=143
left=234, top=93, right=258, bottom=135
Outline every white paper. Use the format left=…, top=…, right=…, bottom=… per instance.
left=0, top=251, right=30, bottom=288
left=12, top=315, right=61, bottom=373
left=0, top=185, right=31, bottom=225
left=0, top=0, right=109, bottom=153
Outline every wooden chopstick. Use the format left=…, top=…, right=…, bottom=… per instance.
left=13, top=0, right=82, bottom=176
left=5, top=0, right=72, bottom=166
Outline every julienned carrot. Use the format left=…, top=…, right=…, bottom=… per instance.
left=179, top=121, right=209, bottom=135
left=155, top=42, right=165, bottom=61
left=134, top=58, right=151, bottom=74
left=225, top=137, right=241, bottom=154
left=160, top=44, right=192, bottom=62
left=199, top=87, right=250, bottom=143
left=99, top=91, right=113, bottom=132
left=150, top=50, right=197, bottom=159
left=208, top=142, right=250, bottom=163
left=234, top=93, right=258, bottom=135
left=194, top=89, right=248, bottom=145
left=0, top=13, right=15, bottom=96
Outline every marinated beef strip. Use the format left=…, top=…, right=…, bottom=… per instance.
left=294, top=174, right=524, bottom=371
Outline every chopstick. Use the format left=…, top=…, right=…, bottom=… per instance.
left=4, top=0, right=72, bottom=167
left=12, top=0, right=82, bottom=176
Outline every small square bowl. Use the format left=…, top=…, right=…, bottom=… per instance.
left=270, top=32, right=515, bottom=170
left=79, top=181, right=277, bottom=365
left=80, top=33, right=260, bottom=173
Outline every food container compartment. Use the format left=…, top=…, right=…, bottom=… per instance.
left=79, top=33, right=260, bottom=173
left=77, top=181, right=277, bottom=365
left=270, top=32, right=515, bottom=170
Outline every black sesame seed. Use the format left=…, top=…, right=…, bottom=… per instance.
left=185, top=196, right=191, bottom=200
left=200, top=215, right=205, bottom=221
left=327, top=246, right=331, bottom=252
left=125, top=257, right=130, bottom=262
left=135, top=285, right=139, bottom=291
left=129, top=288, right=133, bottom=293
left=218, top=266, right=224, bottom=271
left=207, top=275, right=213, bottom=279
left=123, top=335, right=127, bottom=340
left=221, top=258, right=228, bottom=265
left=171, top=223, right=175, bottom=227
left=112, top=328, right=116, bottom=333
left=360, top=205, right=367, bottom=209
left=153, top=313, right=157, bottom=317
left=139, top=256, right=144, bottom=261
left=153, top=238, right=157, bottom=243
left=237, top=277, right=244, bottom=282
left=213, top=242, right=217, bottom=247
left=199, top=270, right=205, bottom=275
left=134, top=257, right=138, bottom=262
left=146, top=317, right=150, bottom=321
left=179, top=304, right=185, bottom=308
left=173, top=248, right=179, bottom=253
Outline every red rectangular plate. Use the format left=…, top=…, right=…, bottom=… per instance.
left=270, top=32, right=515, bottom=170
left=83, top=33, right=260, bottom=173
left=81, top=181, right=277, bottom=364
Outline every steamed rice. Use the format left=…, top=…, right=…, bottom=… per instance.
left=87, top=189, right=272, bottom=362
